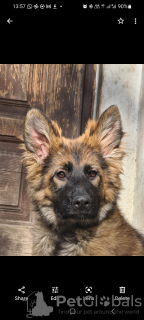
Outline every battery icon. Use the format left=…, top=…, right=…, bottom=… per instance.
left=128, top=4, right=132, bottom=9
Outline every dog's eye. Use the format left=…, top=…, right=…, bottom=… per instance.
left=89, top=170, right=97, bottom=178
left=56, top=171, right=66, bottom=179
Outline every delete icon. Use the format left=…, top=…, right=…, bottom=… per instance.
left=119, top=286, right=125, bottom=294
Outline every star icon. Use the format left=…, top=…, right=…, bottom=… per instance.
left=117, top=17, right=124, bottom=24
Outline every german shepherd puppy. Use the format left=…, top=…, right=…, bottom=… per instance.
left=22, top=106, right=144, bottom=256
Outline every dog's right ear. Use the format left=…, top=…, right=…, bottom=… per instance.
left=24, top=108, right=62, bottom=162
left=84, top=105, right=125, bottom=160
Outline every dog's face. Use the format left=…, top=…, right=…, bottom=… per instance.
left=50, top=148, right=101, bottom=221
left=23, top=106, right=124, bottom=228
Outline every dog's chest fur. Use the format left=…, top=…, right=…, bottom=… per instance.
left=33, top=220, right=90, bottom=256
left=32, top=209, right=144, bottom=256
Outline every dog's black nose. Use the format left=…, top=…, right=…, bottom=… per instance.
left=73, top=195, right=90, bottom=210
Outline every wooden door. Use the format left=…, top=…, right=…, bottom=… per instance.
left=0, top=64, right=96, bottom=255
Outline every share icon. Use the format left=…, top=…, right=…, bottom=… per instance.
left=18, top=286, right=25, bottom=294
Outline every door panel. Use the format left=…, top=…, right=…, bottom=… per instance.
left=0, top=136, right=30, bottom=221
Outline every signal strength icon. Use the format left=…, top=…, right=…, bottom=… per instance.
left=106, top=4, right=111, bottom=9
left=112, top=4, right=116, bottom=9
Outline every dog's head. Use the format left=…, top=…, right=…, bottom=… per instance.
left=23, top=106, right=125, bottom=229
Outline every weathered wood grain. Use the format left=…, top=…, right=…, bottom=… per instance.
left=0, top=117, right=24, bottom=140
left=80, top=64, right=97, bottom=134
left=0, top=223, right=33, bottom=256
left=45, top=64, right=85, bottom=138
left=0, top=153, right=21, bottom=172
left=0, top=171, right=21, bottom=205
left=28, top=64, right=49, bottom=112
left=0, top=139, right=31, bottom=221
left=0, top=64, right=30, bottom=101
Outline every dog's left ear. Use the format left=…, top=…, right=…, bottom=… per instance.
left=96, top=105, right=123, bottom=157
left=85, top=106, right=123, bottom=158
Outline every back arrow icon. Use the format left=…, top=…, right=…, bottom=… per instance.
left=7, top=18, right=13, bottom=24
